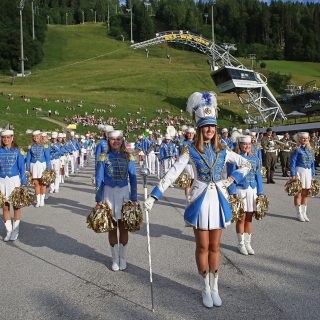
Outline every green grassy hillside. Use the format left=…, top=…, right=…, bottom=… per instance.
left=0, top=23, right=319, bottom=145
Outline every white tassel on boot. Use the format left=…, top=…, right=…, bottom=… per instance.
left=10, top=220, right=20, bottom=241
left=244, top=233, right=255, bottom=255
left=301, top=204, right=309, bottom=222
left=4, top=220, right=12, bottom=242
left=119, top=244, right=128, bottom=271
left=110, top=244, right=120, bottom=271
left=35, top=194, right=41, bottom=208
left=200, top=273, right=213, bottom=308
left=209, top=271, right=222, bottom=307
left=237, top=233, right=248, bottom=255
left=295, top=205, right=305, bottom=222
left=40, top=194, right=45, bottom=207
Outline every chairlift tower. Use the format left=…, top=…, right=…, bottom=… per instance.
left=130, top=30, right=287, bottom=123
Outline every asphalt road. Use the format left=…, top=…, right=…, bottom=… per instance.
left=1, top=158, right=319, bottom=320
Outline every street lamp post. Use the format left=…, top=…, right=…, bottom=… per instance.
left=81, top=10, right=84, bottom=24
left=204, top=13, right=208, bottom=24
left=126, top=8, right=133, bottom=43
left=18, top=0, right=25, bottom=77
left=65, top=12, right=68, bottom=25
left=31, top=1, right=35, bottom=40
left=47, top=15, right=50, bottom=24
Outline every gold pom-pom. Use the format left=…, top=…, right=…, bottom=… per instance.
left=260, top=166, right=267, bottom=177
left=0, top=192, right=7, bottom=208
left=41, top=170, right=56, bottom=186
left=121, top=200, right=143, bottom=232
left=9, top=186, right=34, bottom=209
left=308, top=179, right=320, bottom=197
left=284, top=179, right=302, bottom=196
left=86, top=202, right=116, bottom=233
left=25, top=171, right=33, bottom=186
left=228, top=195, right=245, bottom=223
left=255, top=195, right=269, bottom=220
left=175, top=172, right=192, bottom=188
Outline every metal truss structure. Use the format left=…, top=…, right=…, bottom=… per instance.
left=131, top=30, right=287, bottom=123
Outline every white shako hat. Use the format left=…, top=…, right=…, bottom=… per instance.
left=238, top=135, right=252, bottom=143
left=165, top=133, right=172, bottom=140
left=32, top=130, right=41, bottom=136
left=41, top=132, right=47, bottom=137
left=108, top=130, right=123, bottom=138
left=186, top=127, right=195, bottom=133
left=186, top=92, right=218, bottom=127
left=250, top=131, right=257, bottom=136
left=157, top=137, right=163, bottom=144
left=75, top=134, right=79, bottom=139
left=298, top=132, right=309, bottom=138
left=104, top=125, right=114, bottom=133
left=1, top=130, right=14, bottom=136
left=70, top=131, right=75, bottom=136
left=58, top=133, right=64, bottom=138
left=51, top=132, right=58, bottom=138
left=221, top=128, right=228, bottom=133
left=238, top=128, right=243, bottom=134
left=244, top=129, right=251, bottom=135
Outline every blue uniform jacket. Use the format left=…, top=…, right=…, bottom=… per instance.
left=290, top=146, right=315, bottom=177
left=160, top=142, right=177, bottom=161
left=0, top=147, right=27, bottom=184
left=220, top=137, right=233, bottom=150
left=50, top=142, right=61, bottom=160
left=95, top=151, right=137, bottom=202
left=26, top=143, right=51, bottom=171
left=229, top=153, right=264, bottom=195
left=95, top=139, right=109, bottom=163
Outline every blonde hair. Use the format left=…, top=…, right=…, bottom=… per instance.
left=194, top=126, right=223, bottom=154
left=237, top=142, right=254, bottom=157
left=107, top=138, right=130, bottom=159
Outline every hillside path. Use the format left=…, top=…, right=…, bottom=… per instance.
left=40, top=117, right=67, bottom=129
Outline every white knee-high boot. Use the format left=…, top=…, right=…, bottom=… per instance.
left=10, top=220, right=20, bottom=241
left=209, top=271, right=222, bottom=307
left=295, top=205, right=305, bottom=222
left=4, top=220, right=12, bottom=242
left=110, top=244, right=120, bottom=271
left=244, top=233, right=255, bottom=255
left=119, top=244, right=128, bottom=271
left=200, top=273, right=213, bottom=308
left=237, top=233, right=248, bottom=255
left=300, top=204, right=309, bottom=222
left=35, top=194, right=41, bottom=208
left=40, top=194, right=45, bottom=207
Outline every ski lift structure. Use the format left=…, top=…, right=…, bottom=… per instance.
left=130, top=30, right=287, bottom=123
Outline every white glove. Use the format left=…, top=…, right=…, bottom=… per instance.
left=144, top=196, right=155, bottom=211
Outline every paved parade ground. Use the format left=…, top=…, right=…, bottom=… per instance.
left=1, top=158, right=319, bottom=320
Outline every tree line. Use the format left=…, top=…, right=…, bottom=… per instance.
left=1, top=0, right=320, bottom=73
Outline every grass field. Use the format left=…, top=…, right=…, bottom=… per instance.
left=0, top=23, right=319, bottom=144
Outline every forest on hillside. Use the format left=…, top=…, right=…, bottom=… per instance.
left=1, top=0, right=320, bottom=72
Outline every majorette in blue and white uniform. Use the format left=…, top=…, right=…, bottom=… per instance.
left=229, top=138, right=264, bottom=213
left=180, top=128, right=196, bottom=181
left=134, top=135, right=145, bottom=167
left=68, top=132, right=81, bottom=174
left=145, top=92, right=251, bottom=309
left=220, top=128, right=233, bottom=150
left=95, top=125, right=113, bottom=164
left=290, top=132, right=315, bottom=222
left=49, top=132, right=61, bottom=193
left=95, top=129, right=137, bottom=272
left=250, top=132, right=263, bottom=167
left=143, top=134, right=156, bottom=174
left=159, top=134, right=177, bottom=179
left=57, top=133, right=67, bottom=183
left=0, top=129, right=27, bottom=242
left=26, top=130, right=51, bottom=207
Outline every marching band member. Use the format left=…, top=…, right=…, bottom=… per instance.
left=68, top=132, right=80, bottom=174
left=144, top=92, right=251, bottom=308
left=220, top=128, right=233, bottom=150
left=95, top=130, right=137, bottom=271
left=134, top=134, right=145, bottom=167
left=49, top=132, right=61, bottom=193
left=229, top=136, right=264, bottom=255
left=261, top=128, right=277, bottom=184
left=95, top=125, right=113, bottom=164
left=159, top=134, right=177, bottom=181
left=143, top=132, right=156, bottom=174
left=251, top=132, right=263, bottom=166
left=0, top=130, right=27, bottom=241
left=57, top=133, right=67, bottom=184
left=290, top=132, right=315, bottom=222
left=279, top=132, right=293, bottom=177
left=26, top=131, right=51, bottom=207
